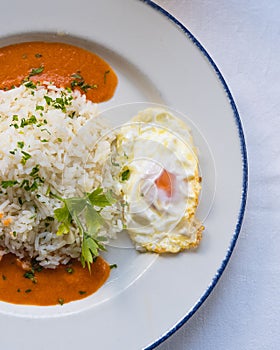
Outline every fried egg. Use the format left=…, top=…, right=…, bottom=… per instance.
left=114, top=107, right=204, bottom=253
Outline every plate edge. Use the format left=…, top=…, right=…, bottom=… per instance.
left=140, top=1, right=248, bottom=349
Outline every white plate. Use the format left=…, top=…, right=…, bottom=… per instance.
left=0, top=1, right=247, bottom=349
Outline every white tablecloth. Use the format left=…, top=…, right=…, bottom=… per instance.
left=153, top=1, right=280, bottom=349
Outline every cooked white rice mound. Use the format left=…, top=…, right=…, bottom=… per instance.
left=0, top=84, right=121, bottom=268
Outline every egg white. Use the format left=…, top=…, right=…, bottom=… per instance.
left=113, top=108, right=203, bottom=253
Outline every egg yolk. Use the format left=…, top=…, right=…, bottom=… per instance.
left=155, top=169, right=174, bottom=197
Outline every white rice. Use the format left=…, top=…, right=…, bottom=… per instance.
left=0, top=84, right=122, bottom=268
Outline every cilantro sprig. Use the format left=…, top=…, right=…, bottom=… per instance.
left=52, top=188, right=116, bottom=270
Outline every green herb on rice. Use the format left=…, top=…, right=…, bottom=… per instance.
left=20, top=150, right=32, bottom=165
left=20, top=115, right=37, bottom=128
left=24, top=81, right=37, bottom=89
left=51, top=187, right=117, bottom=270
left=1, top=180, right=19, bottom=188
left=17, top=141, right=24, bottom=149
left=120, top=168, right=130, bottom=181
left=44, top=92, right=73, bottom=113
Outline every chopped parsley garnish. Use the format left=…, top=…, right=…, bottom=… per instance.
left=18, top=166, right=44, bottom=192
left=110, top=264, right=118, bottom=269
left=20, top=115, right=37, bottom=127
left=20, top=177, right=44, bottom=192
left=2, top=274, right=6, bottom=281
left=20, top=150, right=32, bottom=165
left=120, top=168, right=130, bottom=181
left=44, top=93, right=73, bottom=113
left=23, top=271, right=37, bottom=284
left=12, top=115, right=19, bottom=121
left=79, top=291, right=86, bottom=295
left=58, top=298, right=64, bottom=305
left=41, top=128, right=51, bottom=135
left=17, top=141, right=24, bottom=149
left=1, top=180, right=18, bottom=188
left=28, top=65, right=44, bottom=77
left=66, top=267, right=73, bottom=274
left=52, top=187, right=116, bottom=270
left=68, top=111, right=76, bottom=119
left=24, top=81, right=37, bottom=89
left=25, top=289, right=32, bottom=293
left=44, top=95, right=52, bottom=105
left=29, top=164, right=40, bottom=177
left=10, top=123, right=19, bottom=129
left=70, top=72, right=97, bottom=93
left=36, top=105, right=44, bottom=111
left=17, top=288, right=21, bottom=293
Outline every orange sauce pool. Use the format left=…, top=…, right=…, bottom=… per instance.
left=0, top=41, right=118, bottom=102
left=0, top=254, right=110, bottom=306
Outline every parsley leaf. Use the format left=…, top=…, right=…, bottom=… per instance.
left=52, top=187, right=117, bottom=270
left=53, top=203, right=72, bottom=236
left=87, top=187, right=116, bottom=208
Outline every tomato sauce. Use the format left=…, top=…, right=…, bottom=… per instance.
left=0, top=254, right=110, bottom=306
left=0, top=41, right=118, bottom=102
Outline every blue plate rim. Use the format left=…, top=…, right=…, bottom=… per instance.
left=140, top=1, right=248, bottom=349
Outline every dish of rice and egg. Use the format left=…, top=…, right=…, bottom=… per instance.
left=0, top=42, right=204, bottom=305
